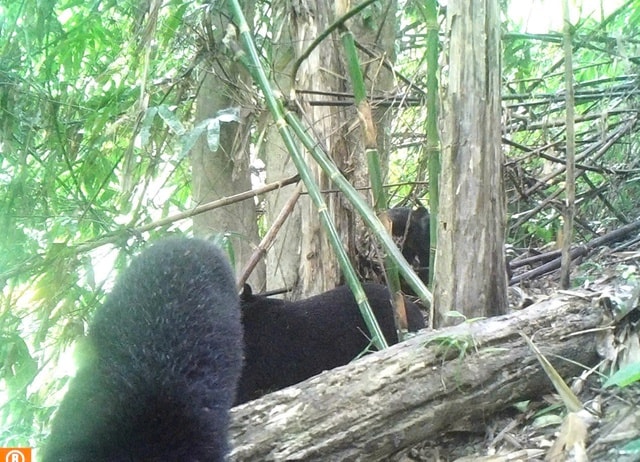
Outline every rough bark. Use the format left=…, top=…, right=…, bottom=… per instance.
left=263, top=0, right=340, bottom=296
left=435, top=0, right=507, bottom=324
left=263, top=0, right=397, bottom=298
left=229, top=293, right=604, bottom=461
left=192, top=5, right=264, bottom=289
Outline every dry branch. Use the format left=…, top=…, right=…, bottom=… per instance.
left=510, top=218, right=640, bottom=284
left=228, top=292, right=606, bottom=461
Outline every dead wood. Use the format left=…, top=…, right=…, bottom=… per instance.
left=228, top=292, right=606, bottom=461
left=509, top=218, right=640, bottom=284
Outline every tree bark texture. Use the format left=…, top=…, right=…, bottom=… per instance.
left=229, top=294, right=604, bottom=461
left=192, top=6, right=264, bottom=288
left=434, top=0, right=507, bottom=324
left=263, top=0, right=340, bottom=296
left=263, top=0, right=397, bottom=298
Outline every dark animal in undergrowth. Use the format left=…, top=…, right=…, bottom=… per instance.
left=388, top=206, right=431, bottom=285
left=236, top=283, right=425, bottom=404
left=43, top=238, right=243, bottom=462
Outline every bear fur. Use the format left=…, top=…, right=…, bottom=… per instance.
left=43, top=238, right=243, bottom=462
left=236, top=283, right=425, bottom=404
left=388, top=206, right=431, bottom=285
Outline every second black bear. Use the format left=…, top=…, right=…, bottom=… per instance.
left=388, top=206, right=431, bottom=285
left=43, top=238, right=243, bottom=462
left=236, top=283, right=425, bottom=404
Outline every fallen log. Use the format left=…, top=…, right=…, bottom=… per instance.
left=229, top=292, right=606, bottom=461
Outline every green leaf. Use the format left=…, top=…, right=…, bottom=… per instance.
left=620, top=438, right=640, bottom=454
left=157, top=104, right=185, bottom=136
left=603, top=362, right=640, bottom=388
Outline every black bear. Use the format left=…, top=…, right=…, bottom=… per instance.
left=43, top=238, right=243, bottom=462
left=387, top=206, right=431, bottom=285
left=236, top=283, right=425, bottom=404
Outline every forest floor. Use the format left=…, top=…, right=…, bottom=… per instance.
left=392, top=246, right=640, bottom=462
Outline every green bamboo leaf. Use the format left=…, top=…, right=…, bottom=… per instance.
left=140, top=107, right=159, bottom=146
left=157, top=104, right=186, bottom=135
left=603, top=362, right=640, bottom=388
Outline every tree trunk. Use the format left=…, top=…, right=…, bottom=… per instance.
left=434, top=0, right=507, bottom=325
left=263, top=0, right=397, bottom=298
left=262, top=0, right=339, bottom=296
left=192, top=5, right=264, bottom=289
left=229, top=294, right=604, bottom=461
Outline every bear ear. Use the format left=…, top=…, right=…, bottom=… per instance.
left=241, top=283, right=253, bottom=300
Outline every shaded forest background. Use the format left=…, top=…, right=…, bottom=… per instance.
left=1, top=0, right=639, bottom=453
